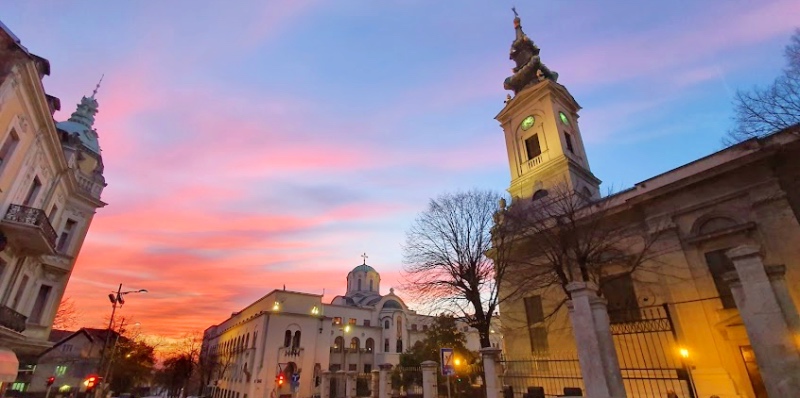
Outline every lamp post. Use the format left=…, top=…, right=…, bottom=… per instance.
left=97, top=284, right=147, bottom=396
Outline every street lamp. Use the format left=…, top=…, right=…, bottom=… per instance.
left=97, top=284, right=147, bottom=389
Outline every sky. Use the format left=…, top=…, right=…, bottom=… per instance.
left=2, top=0, right=798, bottom=339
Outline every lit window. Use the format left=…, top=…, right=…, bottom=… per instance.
left=55, top=365, right=67, bottom=376
left=333, top=317, right=342, bottom=325
left=348, top=318, right=357, bottom=325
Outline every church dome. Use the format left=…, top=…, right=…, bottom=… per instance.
left=351, top=264, right=376, bottom=274
left=56, top=83, right=103, bottom=156
left=346, top=257, right=381, bottom=299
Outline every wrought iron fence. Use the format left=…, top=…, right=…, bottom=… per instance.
left=392, top=366, right=423, bottom=398
left=441, top=363, right=486, bottom=398
left=356, top=373, right=372, bottom=397
left=0, top=305, right=27, bottom=332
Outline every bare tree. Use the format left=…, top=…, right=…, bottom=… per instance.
left=402, top=189, right=514, bottom=348
left=727, top=29, right=800, bottom=143
left=495, top=183, right=672, bottom=318
left=52, top=296, right=81, bottom=330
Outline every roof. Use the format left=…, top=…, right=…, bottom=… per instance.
left=48, top=329, right=74, bottom=343
left=351, top=264, right=377, bottom=273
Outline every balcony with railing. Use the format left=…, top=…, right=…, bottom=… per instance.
left=1, top=204, right=57, bottom=254
left=279, top=346, right=304, bottom=358
left=0, top=305, right=27, bottom=333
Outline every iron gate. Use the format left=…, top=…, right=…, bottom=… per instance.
left=609, top=304, right=696, bottom=398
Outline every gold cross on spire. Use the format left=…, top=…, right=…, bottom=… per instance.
left=361, top=252, right=368, bottom=265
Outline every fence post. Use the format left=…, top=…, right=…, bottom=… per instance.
left=345, top=371, right=357, bottom=398
left=321, top=371, right=331, bottom=398
left=421, top=361, right=438, bottom=398
left=371, top=369, right=380, bottom=398
left=567, top=281, right=626, bottom=398
left=481, top=347, right=502, bottom=398
left=378, top=363, right=393, bottom=398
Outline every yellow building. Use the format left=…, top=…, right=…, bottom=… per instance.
left=0, top=21, right=107, bottom=391
left=494, top=12, right=800, bottom=398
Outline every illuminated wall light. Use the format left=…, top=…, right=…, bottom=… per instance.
left=272, top=302, right=280, bottom=311
left=311, top=306, right=320, bottom=315
left=679, top=348, right=689, bottom=359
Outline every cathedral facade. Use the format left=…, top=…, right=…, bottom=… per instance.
left=200, top=263, right=502, bottom=398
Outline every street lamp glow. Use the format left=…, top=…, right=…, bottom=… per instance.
left=311, top=306, right=320, bottom=315
left=679, top=348, right=689, bottom=359
left=344, top=325, right=351, bottom=333
left=454, top=358, right=461, bottom=366
left=272, top=302, right=280, bottom=311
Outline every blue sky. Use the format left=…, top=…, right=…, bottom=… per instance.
left=2, top=0, right=797, bottom=336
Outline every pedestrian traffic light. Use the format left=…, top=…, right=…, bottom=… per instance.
left=46, top=376, right=55, bottom=387
left=84, top=375, right=102, bottom=391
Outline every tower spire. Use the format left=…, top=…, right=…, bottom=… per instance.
left=503, top=8, right=558, bottom=94
left=91, top=74, right=104, bottom=99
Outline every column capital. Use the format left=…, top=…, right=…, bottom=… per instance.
left=480, top=347, right=502, bottom=358
left=420, top=360, right=438, bottom=369
left=378, top=363, right=393, bottom=371
left=566, top=281, right=599, bottom=295
left=726, top=244, right=762, bottom=260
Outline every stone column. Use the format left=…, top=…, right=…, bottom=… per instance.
left=321, top=371, right=331, bottom=398
left=345, top=371, right=357, bottom=398
left=378, top=364, right=393, bottom=398
left=480, top=347, right=502, bottom=398
left=370, top=369, right=380, bottom=398
left=725, top=245, right=800, bottom=398
left=420, top=361, right=438, bottom=398
left=566, top=281, right=626, bottom=398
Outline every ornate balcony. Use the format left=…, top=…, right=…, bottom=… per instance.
left=280, top=347, right=304, bottom=357
left=0, top=305, right=27, bottom=333
left=1, top=204, right=57, bottom=254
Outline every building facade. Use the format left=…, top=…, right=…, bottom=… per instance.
left=0, top=20, right=107, bottom=391
left=201, top=264, right=502, bottom=398
left=494, top=13, right=800, bottom=398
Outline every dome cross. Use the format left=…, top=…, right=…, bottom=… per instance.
left=361, top=252, right=368, bottom=265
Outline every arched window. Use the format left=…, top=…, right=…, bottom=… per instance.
left=283, top=330, right=292, bottom=347
left=396, top=339, right=403, bottom=353
left=350, top=337, right=360, bottom=350
left=397, top=316, right=402, bottom=335
left=358, top=279, right=362, bottom=291
left=384, top=339, right=389, bottom=352
left=369, top=279, right=374, bottom=291
left=334, top=336, right=344, bottom=351
left=532, top=189, right=549, bottom=201
left=365, top=338, right=374, bottom=352
left=292, top=331, right=301, bottom=349
left=384, top=320, right=390, bottom=329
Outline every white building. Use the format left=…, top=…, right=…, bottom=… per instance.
left=201, top=262, right=502, bottom=398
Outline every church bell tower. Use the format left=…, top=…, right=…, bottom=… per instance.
left=496, top=9, right=601, bottom=201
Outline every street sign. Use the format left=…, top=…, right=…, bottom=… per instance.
left=291, top=373, right=300, bottom=384
left=440, top=348, right=455, bottom=376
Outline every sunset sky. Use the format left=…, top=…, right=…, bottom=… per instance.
left=2, top=0, right=797, bottom=339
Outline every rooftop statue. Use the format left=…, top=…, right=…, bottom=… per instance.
left=504, top=8, right=558, bottom=95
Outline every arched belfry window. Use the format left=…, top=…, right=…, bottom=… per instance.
left=358, top=279, right=362, bottom=291
left=384, top=320, right=390, bottom=329
left=292, top=331, right=301, bottom=348
left=283, top=330, right=291, bottom=347
left=369, top=279, right=373, bottom=291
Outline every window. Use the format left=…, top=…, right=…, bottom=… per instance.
left=601, top=274, right=640, bottom=323
left=411, top=324, right=417, bottom=331
left=384, top=339, right=389, bottom=352
left=348, top=364, right=357, bottom=372
left=292, top=331, right=301, bottom=349
left=55, top=365, right=67, bottom=376
left=350, top=337, right=359, bottom=350
left=365, top=338, right=374, bottom=352
left=396, top=339, right=403, bottom=353
left=348, top=318, right=357, bottom=325
left=60, top=344, right=73, bottom=353
left=384, top=320, right=390, bottom=329
left=10, top=382, right=25, bottom=392
left=422, top=325, right=428, bottom=331
left=363, top=320, right=371, bottom=327
left=525, top=134, right=542, bottom=160
left=23, top=177, right=41, bottom=207
left=334, top=336, right=344, bottom=351
left=0, top=130, right=20, bottom=176
left=358, top=279, right=362, bottom=291
left=12, top=275, right=29, bottom=310
left=253, top=331, right=257, bottom=347
left=705, top=249, right=737, bottom=309
left=524, top=296, right=548, bottom=352
left=49, top=204, right=58, bottom=222
left=283, top=330, right=292, bottom=347
left=29, top=284, right=52, bottom=324
left=333, top=317, right=342, bottom=325
left=57, top=219, right=77, bottom=253
left=564, top=132, right=574, bottom=153
left=364, top=364, right=372, bottom=374
left=369, top=280, right=373, bottom=291
left=532, top=189, right=549, bottom=201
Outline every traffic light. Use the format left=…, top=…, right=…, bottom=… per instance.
left=84, top=375, right=102, bottom=392
left=46, top=376, right=55, bottom=387
left=276, top=372, right=285, bottom=387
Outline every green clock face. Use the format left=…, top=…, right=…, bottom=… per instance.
left=559, top=111, right=570, bottom=125
left=520, top=115, right=535, bottom=131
